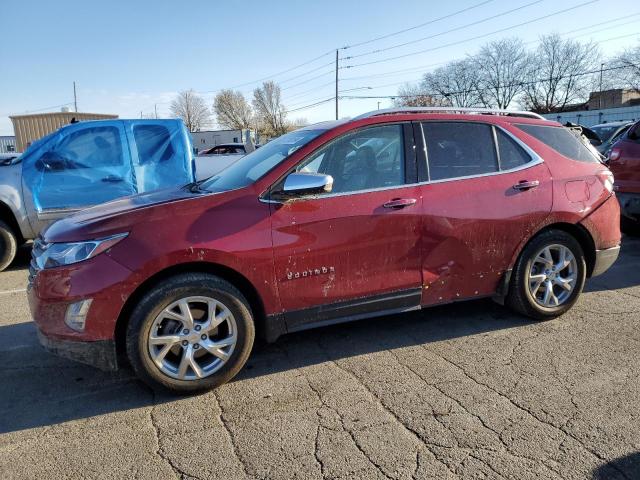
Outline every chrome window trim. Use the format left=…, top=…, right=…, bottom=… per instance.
left=262, top=122, right=544, bottom=203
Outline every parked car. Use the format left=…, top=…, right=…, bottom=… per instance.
left=0, top=119, right=196, bottom=271
left=195, top=143, right=248, bottom=180
left=591, top=121, right=634, bottom=155
left=29, top=107, right=620, bottom=393
left=0, top=153, right=21, bottom=166
left=608, top=120, right=640, bottom=233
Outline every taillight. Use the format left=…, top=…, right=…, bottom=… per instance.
left=596, top=169, right=614, bottom=193
left=609, top=147, right=621, bottom=162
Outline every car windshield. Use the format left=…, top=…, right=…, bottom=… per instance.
left=591, top=125, right=622, bottom=142
left=200, top=128, right=325, bottom=192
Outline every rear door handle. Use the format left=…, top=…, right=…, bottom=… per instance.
left=513, top=180, right=540, bottom=191
left=383, top=198, right=417, bottom=209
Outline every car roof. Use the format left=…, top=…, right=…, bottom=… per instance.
left=213, top=143, right=245, bottom=147
left=591, top=121, right=633, bottom=128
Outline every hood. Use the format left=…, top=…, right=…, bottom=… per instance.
left=43, top=185, right=203, bottom=242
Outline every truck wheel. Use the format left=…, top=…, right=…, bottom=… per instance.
left=0, top=220, right=18, bottom=272
left=126, top=273, right=255, bottom=394
left=506, top=230, right=586, bottom=320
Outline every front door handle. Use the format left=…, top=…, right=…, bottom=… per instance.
left=513, top=180, right=540, bottom=191
left=383, top=198, right=417, bottom=209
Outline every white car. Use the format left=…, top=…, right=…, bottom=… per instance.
left=195, top=143, right=248, bottom=180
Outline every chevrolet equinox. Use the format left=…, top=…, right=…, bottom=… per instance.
left=29, top=108, right=621, bottom=393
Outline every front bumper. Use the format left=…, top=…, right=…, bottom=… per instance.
left=28, top=250, right=136, bottom=371
left=37, top=328, right=118, bottom=371
left=591, top=245, right=621, bottom=277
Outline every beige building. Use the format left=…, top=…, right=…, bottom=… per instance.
left=10, top=111, right=118, bottom=152
left=588, top=89, right=640, bottom=110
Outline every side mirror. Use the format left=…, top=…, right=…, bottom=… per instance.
left=280, top=172, right=333, bottom=197
left=589, top=138, right=603, bottom=147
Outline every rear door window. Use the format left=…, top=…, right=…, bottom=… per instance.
left=495, top=129, right=532, bottom=170
left=515, top=124, right=600, bottom=163
left=421, top=122, right=498, bottom=181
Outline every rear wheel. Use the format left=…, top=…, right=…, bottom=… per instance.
left=0, top=220, right=17, bottom=272
left=507, top=230, right=586, bottom=320
left=126, top=273, right=255, bottom=394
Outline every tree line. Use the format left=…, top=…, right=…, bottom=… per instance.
left=169, top=81, right=302, bottom=136
left=395, top=35, right=640, bottom=112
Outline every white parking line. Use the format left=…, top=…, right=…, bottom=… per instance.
left=0, top=288, right=27, bottom=295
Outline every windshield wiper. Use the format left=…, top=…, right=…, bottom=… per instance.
left=182, top=178, right=208, bottom=193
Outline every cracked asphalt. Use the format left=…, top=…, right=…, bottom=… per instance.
left=1, top=237, right=639, bottom=479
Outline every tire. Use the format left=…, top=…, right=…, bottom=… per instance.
left=506, top=230, right=586, bottom=321
left=126, top=273, right=255, bottom=394
left=0, top=220, right=18, bottom=272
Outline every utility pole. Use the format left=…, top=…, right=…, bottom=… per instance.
left=73, top=81, right=78, bottom=112
left=599, top=63, right=604, bottom=110
left=154, top=104, right=158, bottom=119
left=377, top=101, right=381, bottom=110
left=335, top=49, right=339, bottom=120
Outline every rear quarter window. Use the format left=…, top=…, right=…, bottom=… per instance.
left=515, top=124, right=600, bottom=163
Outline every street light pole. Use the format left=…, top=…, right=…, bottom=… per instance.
left=599, top=63, right=604, bottom=110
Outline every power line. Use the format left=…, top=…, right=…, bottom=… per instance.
left=342, top=0, right=599, bottom=69
left=191, top=1, right=496, bottom=97
left=286, top=97, right=335, bottom=113
left=341, top=63, right=640, bottom=101
left=342, top=0, right=545, bottom=61
left=340, top=0, right=495, bottom=50
left=1, top=102, right=74, bottom=117
left=339, top=29, right=640, bottom=95
left=223, top=50, right=335, bottom=89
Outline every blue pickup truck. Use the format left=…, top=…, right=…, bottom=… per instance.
left=0, top=119, right=196, bottom=270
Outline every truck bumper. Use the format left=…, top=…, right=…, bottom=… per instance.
left=591, top=245, right=621, bottom=277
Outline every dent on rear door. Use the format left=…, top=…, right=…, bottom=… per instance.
left=417, top=122, right=553, bottom=305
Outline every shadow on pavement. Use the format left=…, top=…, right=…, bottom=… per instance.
left=592, top=452, right=640, bottom=479
left=1, top=237, right=637, bottom=436
left=0, top=298, right=528, bottom=434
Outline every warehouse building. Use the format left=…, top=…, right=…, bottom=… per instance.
left=10, top=111, right=118, bottom=152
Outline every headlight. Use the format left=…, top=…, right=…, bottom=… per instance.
left=36, top=233, right=128, bottom=269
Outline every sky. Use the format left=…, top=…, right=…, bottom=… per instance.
left=0, top=0, right=638, bottom=136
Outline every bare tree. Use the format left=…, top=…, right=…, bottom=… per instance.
left=421, top=59, right=483, bottom=107
left=253, top=81, right=288, bottom=136
left=170, top=89, right=210, bottom=132
left=473, top=38, right=528, bottom=109
left=611, top=42, right=640, bottom=93
left=521, top=34, right=599, bottom=113
left=213, top=89, right=253, bottom=130
left=393, top=83, right=449, bottom=107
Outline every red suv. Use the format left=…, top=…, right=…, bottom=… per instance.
left=608, top=120, right=640, bottom=233
left=28, top=108, right=621, bottom=393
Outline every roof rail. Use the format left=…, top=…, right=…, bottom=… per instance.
left=353, top=106, right=546, bottom=121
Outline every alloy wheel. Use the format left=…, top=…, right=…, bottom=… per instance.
left=527, top=244, right=578, bottom=308
left=147, top=296, right=237, bottom=380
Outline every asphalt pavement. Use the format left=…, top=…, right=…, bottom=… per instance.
left=1, top=238, right=639, bottom=479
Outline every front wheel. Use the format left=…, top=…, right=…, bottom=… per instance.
left=506, top=230, right=586, bottom=320
left=126, top=273, right=255, bottom=394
